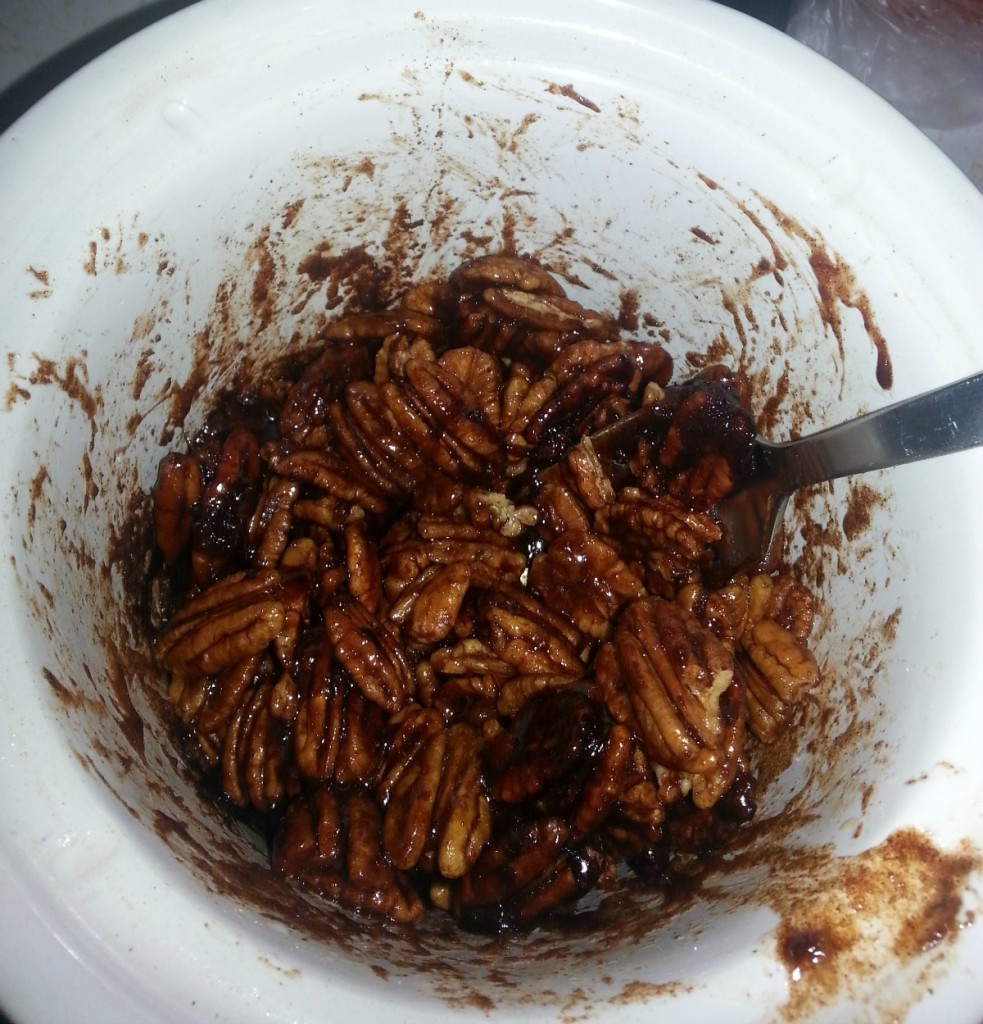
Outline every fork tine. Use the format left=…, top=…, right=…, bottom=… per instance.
left=715, top=472, right=789, bottom=573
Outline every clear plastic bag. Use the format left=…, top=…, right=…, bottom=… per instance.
left=787, top=0, right=983, bottom=131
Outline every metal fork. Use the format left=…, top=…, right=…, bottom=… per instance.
left=563, top=370, right=983, bottom=573
left=714, top=370, right=983, bottom=571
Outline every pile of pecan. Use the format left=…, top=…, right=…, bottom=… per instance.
left=150, top=255, right=820, bottom=931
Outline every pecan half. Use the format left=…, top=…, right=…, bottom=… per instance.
left=399, top=562, right=473, bottom=646
left=333, top=380, right=425, bottom=498
left=382, top=513, right=527, bottom=603
left=156, top=570, right=285, bottom=677
left=595, top=489, right=721, bottom=593
left=463, top=490, right=539, bottom=539
left=272, top=787, right=424, bottom=924
left=278, top=338, right=374, bottom=446
left=321, top=309, right=442, bottom=342
left=746, top=572, right=816, bottom=643
left=345, top=520, right=382, bottom=614
left=381, top=348, right=504, bottom=483
left=380, top=720, right=492, bottom=879
left=483, top=288, right=610, bottom=338
left=522, top=351, right=634, bottom=464
left=196, top=653, right=264, bottom=739
left=528, top=529, right=646, bottom=640
left=487, top=690, right=606, bottom=809
left=264, top=442, right=387, bottom=514
left=451, top=818, right=603, bottom=933
left=220, top=676, right=294, bottom=812
left=323, top=596, right=415, bottom=713
left=152, top=453, right=201, bottom=566
left=483, top=586, right=584, bottom=677
left=572, top=723, right=634, bottom=835
left=562, top=436, right=615, bottom=510
left=189, top=426, right=264, bottom=584
left=732, top=572, right=821, bottom=743
left=450, top=254, right=567, bottom=296
left=614, top=597, right=744, bottom=809
left=675, top=576, right=750, bottom=646
left=740, top=617, right=819, bottom=743
left=250, top=476, right=301, bottom=570
left=292, top=641, right=386, bottom=785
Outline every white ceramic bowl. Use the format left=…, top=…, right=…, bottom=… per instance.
left=2, top=1, right=983, bottom=1021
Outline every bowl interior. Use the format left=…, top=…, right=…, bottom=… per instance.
left=2, top=1, right=983, bottom=1022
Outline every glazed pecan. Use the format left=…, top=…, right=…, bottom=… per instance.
left=452, top=291, right=533, bottom=361
left=494, top=673, right=582, bottom=719
left=746, top=571, right=816, bottom=643
left=450, top=254, right=567, bottom=296
left=478, top=586, right=586, bottom=715
left=398, top=562, right=473, bottom=646
left=451, top=818, right=603, bottom=932
left=292, top=642, right=386, bottom=785
left=462, top=489, right=539, bottom=539
left=195, top=653, right=265, bottom=745
left=278, top=338, right=374, bottom=447
left=382, top=721, right=491, bottom=879
left=250, top=476, right=301, bottom=569
left=273, top=566, right=314, bottom=669
left=572, top=722, right=634, bottom=835
left=220, top=675, right=295, bottom=811
left=428, top=637, right=514, bottom=679
left=272, top=786, right=424, bottom=924
left=534, top=479, right=593, bottom=536
left=333, top=380, right=424, bottom=498
left=400, top=280, right=459, bottom=319
left=499, top=368, right=558, bottom=455
left=373, top=333, right=437, bottom=385
left=609, top=743, right=667, bottom=837
left=264, top=442, right=387, bottom=514
left=528, top=529, right=646, bottom=640
left=483, top=586, right=584, bottom=676
left=321, top=309, right=442, bottom=343
left=561, top=436, right=615, bottom=510
left=520, top=351, right=635, bottom=465
left=156, top=570, right=285, bottom=677
left=500, top=341, right=650, bottom=465
left=152, top=453, right=201, bottom=565
left=487, top=690, right=606, bottom=808
left=382, top=720, right=449, bottom=870
left=189, top=426, right=264, bottom=584
left=382, top=513, right=527, bottom=604
left=437, top=346, right=503, bottom=426
left=344, top=520, right=382, bottom=614
left=546, top=339, right=669, bottom=394
left=380, top=348, right=504, bottom=483
left=375, top=704, right=446, bottom=802
left=675, top=576, right=750, bottom=646
left=323, top=596, right=415, bottom=713
left=424, top=637, right=514, bottom=719
left=613, top=597, right=744, bottom=809
left=486, top=689, right=635, bottom=841
left=482, top=288, right=610, bottom=338
left=722, top=572, right=821, bottom=743
left=595, top=489, right=721, bottom=593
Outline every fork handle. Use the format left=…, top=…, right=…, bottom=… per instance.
left=765, top=371, right=983, bottom=490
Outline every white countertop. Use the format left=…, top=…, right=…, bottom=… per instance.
left=0, top=0, right=176, bottom=93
